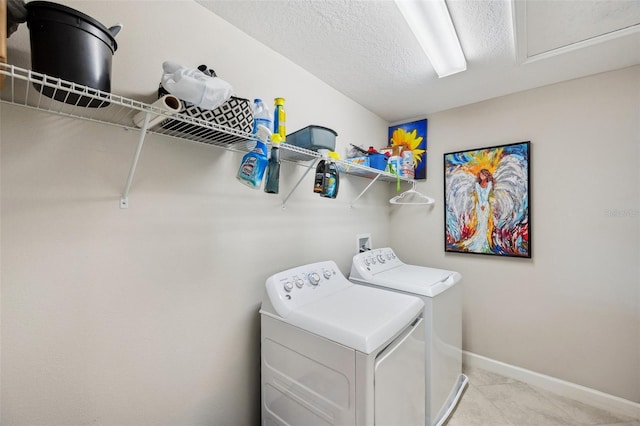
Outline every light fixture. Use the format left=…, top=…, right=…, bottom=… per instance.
left=395, top=0, right=467, bottom=78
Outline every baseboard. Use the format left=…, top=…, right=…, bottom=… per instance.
left=463, top=351, right=640, bottom=420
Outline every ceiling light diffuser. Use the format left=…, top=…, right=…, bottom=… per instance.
left=395, top=0, right=467, bottom=78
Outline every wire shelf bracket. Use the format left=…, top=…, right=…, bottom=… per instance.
left=0, top=62, right=422, bottom=209
left=281, top=157, right=319, bottom=208
left=120, top=111, right=151, bottom=209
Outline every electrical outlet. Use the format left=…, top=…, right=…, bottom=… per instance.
left=356, top=233, right=372, bottom=253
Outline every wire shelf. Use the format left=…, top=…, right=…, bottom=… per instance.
left=0, top=63, right=255, bottom=149
left=0, top=62, right=414, bottom=206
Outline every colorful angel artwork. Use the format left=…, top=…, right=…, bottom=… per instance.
left=444, top=141, right=531, bottom=258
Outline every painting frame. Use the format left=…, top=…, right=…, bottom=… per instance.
left=443, top=141, right=531, bottom=258
left=388, top=119, right=428, bottom=180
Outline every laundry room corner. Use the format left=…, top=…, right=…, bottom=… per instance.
left=390, top=65, right=640, bottom=408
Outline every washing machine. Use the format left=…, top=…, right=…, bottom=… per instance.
left=260, top=260, right=426, bottom=426
left=349, top=248, right=468, bottom=426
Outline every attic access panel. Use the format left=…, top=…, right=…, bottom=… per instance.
left=514, top=0, right=640, bottom=61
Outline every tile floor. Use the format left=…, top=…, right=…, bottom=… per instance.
left=446, top=366, right=640, bottom=426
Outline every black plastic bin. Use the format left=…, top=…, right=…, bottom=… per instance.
left=25, top=1, right=121, bottom=107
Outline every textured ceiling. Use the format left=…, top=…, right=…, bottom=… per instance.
left=523, top=0, right=640, bottom=56
left=199, top=0, right=640, bottom=123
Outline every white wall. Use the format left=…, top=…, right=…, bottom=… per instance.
left=1, top=2, right=395, bottom=424
left=4, top=1, right=639, bottom=424
left=391, top=65, right=640, bottom=403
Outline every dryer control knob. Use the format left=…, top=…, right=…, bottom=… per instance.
left=308, top=272, right=321, bottom=286
left=294, top=278, right=305, bottom=288
left=323, top=269, right=332, bottom=279
left=377, top=254, right=385, bottom=263
left=284, top=281, right=294, bottom=292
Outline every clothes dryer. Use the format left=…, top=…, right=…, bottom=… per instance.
left=350, top=248, right=468, bottom=426
left=261, top=260, right=426, bottom=425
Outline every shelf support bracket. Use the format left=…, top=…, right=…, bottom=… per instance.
left=350, top=173, right=382, bottom=208
left=120, top=112, right=151, bottom=209
left=282, top=158, right=319, bottom=208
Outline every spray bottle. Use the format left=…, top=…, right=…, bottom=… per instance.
left=236, top=123, right=271, bottom=189
left=264, top=134, right=282, bottom=194
left=321, top=151, right=340, bottom=199
left=236, top=140, right=268, bottom=189
left=314, top=149, right=328, bottom=194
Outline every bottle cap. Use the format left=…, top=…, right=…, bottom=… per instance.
left=274, top=97, right=285, bottom=105
left=271, top=134, right=283, bottom=144
left=328, top=151, right=340, bottom=160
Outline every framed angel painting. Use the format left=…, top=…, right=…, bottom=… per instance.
left=444, top=141, right=531, bottom=258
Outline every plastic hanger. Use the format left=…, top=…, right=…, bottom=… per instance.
left=389, top=181, right=435, bottom=205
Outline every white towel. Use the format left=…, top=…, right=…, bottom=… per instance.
left=161, top=61, right=233, bottom=110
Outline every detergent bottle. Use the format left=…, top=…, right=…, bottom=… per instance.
left=321, top=151, right=340, bottom=199
left=313, top=149, right=328, bottom=194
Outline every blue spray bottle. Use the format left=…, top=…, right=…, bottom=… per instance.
left=236, top=140, right=268, bottom=189
left=237, top=111, right=271, bottom=189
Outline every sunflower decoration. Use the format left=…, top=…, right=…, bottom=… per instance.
left=390, top=127, right=426, bottom=167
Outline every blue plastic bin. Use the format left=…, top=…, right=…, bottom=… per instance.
left=369, top=153, right=388, bottom=170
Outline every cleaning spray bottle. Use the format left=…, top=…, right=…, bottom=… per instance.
left=321, top=151, right=340, bottom=199
left=264, top=134, right=282, bottom=194
left=236, top=141, right=268, bottom=189
left=236, top=124, right=271, bottom=189
left=314, top=149, right=328, bottom=194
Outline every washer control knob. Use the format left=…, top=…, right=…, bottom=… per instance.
left=377, top=254, right=385, bottom=263
left=323, top=269, right=332, bottom=279
left=364, top=258, right=371, bottom=266
left=294, top=278, right=305, bottom=288
left=371, top=256, right=377, bottom=264
left=284, top=281, right=294, bottom=292
left=308, top=272, right=321, bottom=286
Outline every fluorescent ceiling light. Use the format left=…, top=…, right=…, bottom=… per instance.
left=395, top=0, right=467, bottom=78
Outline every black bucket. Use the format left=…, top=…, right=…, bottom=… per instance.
left=25, top=1, right=121, bottom=108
